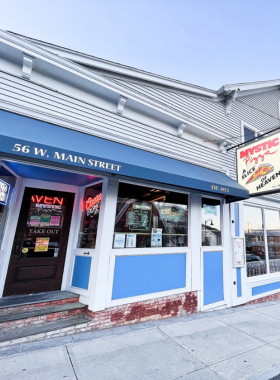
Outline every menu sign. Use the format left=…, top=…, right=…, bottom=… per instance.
left=237, top=133, right=280, bottom=196
left=129, top=202, right=152, bottom=231
left=0, top=179, right=10, bottom=206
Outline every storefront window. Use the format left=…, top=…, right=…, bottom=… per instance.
left=113, top=183, right=188, bottom=248
left=264, top=209, right=280, bottom=273
left=201, top=198, right=222, bottom=246
left=244, top=205, right=266, bottom=277
left=77, top=183, right=103, bottom=249
left=0, top=166, right=16, bottom=248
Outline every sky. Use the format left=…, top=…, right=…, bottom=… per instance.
left=1, top=0, right=280, bottom=90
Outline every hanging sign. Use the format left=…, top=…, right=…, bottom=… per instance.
left=0, top=179, right=10, bottom=206
left=237, top=133, right=280, bottom=196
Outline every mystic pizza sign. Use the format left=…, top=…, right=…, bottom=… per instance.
left=237, top=132, right=280, bottom=196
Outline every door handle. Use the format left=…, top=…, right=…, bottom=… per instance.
left=233, top=281, right=236, bottom=285
left=83, top=252, right=90, bottom=255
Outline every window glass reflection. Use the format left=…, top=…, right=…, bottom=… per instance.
left=77, top=183, right=103, bottom=249
left=0, top=166, right=16, bottom=248
left=244, top=206, right=266, bottom=277
left=265, top=209, right=280, bottom=273
left=201, top=198, right=222, bottom=246
left=113, top=183, right=188, bottom=248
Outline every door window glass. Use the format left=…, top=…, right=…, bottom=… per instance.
left=113, top=183, right=188, bottom=248
left=77, top=183, right=103, bottom=249
left=201, top=198, right=222, bottom=246
left=264, top=209, right=280, bottom=273
left=244, top=205, right=266, bottom=277
left=21, top=194, right=68, bottom=258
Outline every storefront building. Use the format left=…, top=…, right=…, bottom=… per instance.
left=1, top=30, right=280, bottom=334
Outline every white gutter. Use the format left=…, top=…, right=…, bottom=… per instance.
left=8, top=32, right=218, bottom=98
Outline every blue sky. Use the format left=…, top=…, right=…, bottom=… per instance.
left=1, top=0, right=279, bottom=90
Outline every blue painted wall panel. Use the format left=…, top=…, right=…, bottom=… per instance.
left=112, top=254, right=186, bottom=300
left=252, top=281, right=280, bottom=296
left=234, top=203, right=240, bottom=237
left=236, top=268, right=242, bottom=297
left=203, top=251, right=224, bottom=305
left=71, top=256, right=92, bottom=290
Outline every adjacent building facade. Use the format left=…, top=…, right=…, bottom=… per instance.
left=0, top=30, right=280, bottom=327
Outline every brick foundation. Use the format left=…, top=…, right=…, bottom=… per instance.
left=246, top=291, right=280, bottom=305
left=87, top=291, right=197, bottom=329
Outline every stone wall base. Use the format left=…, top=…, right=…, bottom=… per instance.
left=87, top=291, right=198, bottom=329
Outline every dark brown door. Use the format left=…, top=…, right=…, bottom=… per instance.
left=3, top=187, right=75, bottom=296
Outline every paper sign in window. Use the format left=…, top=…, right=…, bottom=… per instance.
left=50, top=215, right=61, bottom=226
left=40, top=214, right=51, bottom=227
left=35, top=237, right=49, bottom=252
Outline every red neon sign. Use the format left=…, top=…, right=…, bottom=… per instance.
left=31, top=195, right=64, bottom=205
left=86, top=193, right=102, bottom=211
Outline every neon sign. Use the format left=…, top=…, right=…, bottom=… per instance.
left=0, top=179, right=10, bottom=206
left=31, top=195, right=64, bottom=205
left=86, top=193, right=102, bottom=216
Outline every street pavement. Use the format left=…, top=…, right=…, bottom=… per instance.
left=2, top=301, right=280, bottom=379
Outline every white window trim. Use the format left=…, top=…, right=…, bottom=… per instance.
left=241, top=121, right=260, bottom=143
left=243, top=202, right=280, bottom=282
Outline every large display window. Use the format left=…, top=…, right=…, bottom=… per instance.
left=113, top=182, right=188, bottom=248
left=77, top=183, right=103, bottom=249
left=244, top=204, right=280, bottom=277
left=201, top=197, right=222, bottom=246
left=0, top=165, right=16, bottom=248
left=244, top=205, right=266, bottom=277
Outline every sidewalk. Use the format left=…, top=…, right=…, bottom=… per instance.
left=2, top=300, right=280, bottom=379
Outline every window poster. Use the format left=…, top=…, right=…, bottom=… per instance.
left=30, top=215, right=41, bottom=226
left=151, top=228, right=162, bottom=247
left=129, top=202, right=152, bottom=231
left=35, top=237, right=50, bottom=252
left=50, top=215, right=61, bottom=226
left=126, top=233, right=136, bottom=248
left=114, top=233, right=126, bottom=248
left=40, top=214, right=51, bottom=227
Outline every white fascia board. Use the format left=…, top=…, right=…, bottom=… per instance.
left=0, top=30, right=227, bottom=142
left=218, top=79, right=280, bottom=96
left=11, top=34, right=218, bottom=99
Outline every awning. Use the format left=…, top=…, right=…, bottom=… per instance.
left=0, top=110, right=249, bottom=202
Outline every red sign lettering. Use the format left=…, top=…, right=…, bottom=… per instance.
left=86, top=193, right=102, bottom=211
left=240, top=138, right=279, bottom=159
left=31, top=195, right=64, bottom=205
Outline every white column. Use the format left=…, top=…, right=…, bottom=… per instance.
left=189, top=193, right=202, bottom=295
left=88, top=177, right=119, bottom=312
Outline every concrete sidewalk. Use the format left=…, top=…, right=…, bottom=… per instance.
left=2, top=301, right=280, bottom=379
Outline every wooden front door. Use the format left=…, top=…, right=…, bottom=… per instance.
left=4, top=187, right=75, bottom=296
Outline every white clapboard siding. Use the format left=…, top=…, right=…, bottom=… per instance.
left=107, top=77, right=280, bottom=138
left=238, top=90, right=280, bottom=120
left=0, top=71, right=233, bottom=175
left=1, top=70, right=280, bottom=202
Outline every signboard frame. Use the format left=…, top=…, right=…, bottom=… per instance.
left=236, top=132, right=280, bottom=197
